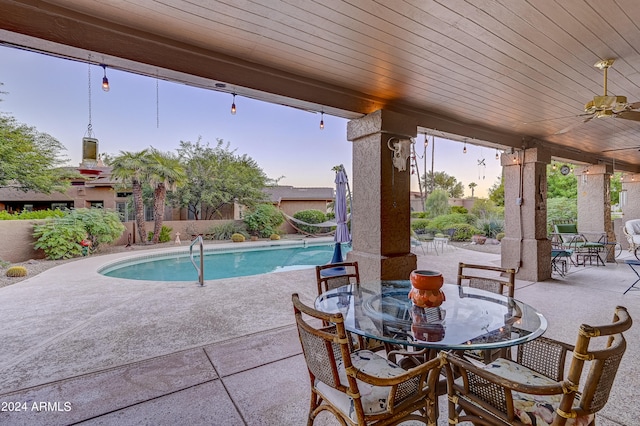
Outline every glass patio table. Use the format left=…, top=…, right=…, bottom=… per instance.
left=314, top=281, right=547, bottom=351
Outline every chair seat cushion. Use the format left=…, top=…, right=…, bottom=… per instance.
left=315, top=350, right=409, bottom=421
left=482, top=358, right=595, bottom=426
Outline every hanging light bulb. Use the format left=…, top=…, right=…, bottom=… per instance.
left=424, top=133, right=429, bottom=147
left=552, top=163, right=557, bottom=170
left=231, top=93, right=237, bottom=115
left=463, top=141, right=467, bottom=154
left=100, top=64, right=110, bottom=92
left=495, top=149, right=499, bottom=160
left=319, top=111, right=324, bottom=129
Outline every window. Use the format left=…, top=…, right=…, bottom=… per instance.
left=144, top=205, right=154, bottom=222
left=51, top=203, right=70, bottom=211
left=89, top=201, right=104, bottom=209
left=116, top=202, right=134, bottom=222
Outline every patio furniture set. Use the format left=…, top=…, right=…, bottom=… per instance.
left=292, top=260, right=633, bottom=425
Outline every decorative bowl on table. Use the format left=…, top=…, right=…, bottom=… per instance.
left=408, top=270, right=445, bottom=308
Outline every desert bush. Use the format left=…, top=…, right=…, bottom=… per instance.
left=0, top=209, right=66, bottom=220
left=210, top=222, right=247, bottom=240
left=448, top=223, right=482, bottom=241
left=496, top=232, right=505, bottom=241
left=270, top=233, right=281, bottom=240
left=429, top=213, right=477, bottom=231
left=33, top=208, right=125, bottom=259
left=244, top=204, right=284, bottom=238
left=148, top=225, right=172, bottom=243
left=231, top=233, right=245, bottom=242
left=292, top=209, right=331, bottom=235
left=450, top=206, right=468, bottom=214
left=477, top=218, right=504, bottom=239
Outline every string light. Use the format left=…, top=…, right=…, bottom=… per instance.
left=463, top=141, right=467, bottom=154
left=319, top=111, right=324, bottom=129
left=231, top=93, right=237, bottom=115
left=495, top=149, right=499, bottom=160
left=100, top=64, right=110, bottom=92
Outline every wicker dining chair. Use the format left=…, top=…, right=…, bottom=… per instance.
left=457, top=262, right=516, bottom=298
left=442, top=305, right=632, bottom=426
left=315, top=261, right=360, bottom=296
left=457, top=262, right=516, bottom=363
left=292, top=293, right=445, bottom=426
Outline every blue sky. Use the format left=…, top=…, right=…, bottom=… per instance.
left=0, top=45, right=501, bottom=197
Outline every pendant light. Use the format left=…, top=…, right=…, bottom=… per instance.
left=231, top=93, right=237, bottom=115
left=100, top=64, right=110, bottom=92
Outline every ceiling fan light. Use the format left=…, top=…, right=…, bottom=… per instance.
left=584, top=100, right=596, bottom=113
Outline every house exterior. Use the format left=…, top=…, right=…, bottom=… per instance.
left=264, top=186, right=334, bottom=234
left=0, top=164, right=334, bottom=233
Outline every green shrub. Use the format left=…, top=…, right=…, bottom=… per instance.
left=477, top=218, right=504, bottom=239
left=429, top=213, right=477, bottom=231
left=148, top=225, right=173, bottom=243
left=410, top=219, right=431, bottom=233
left=411, top=211, right=429, bottom=218
left=496, top=232, right=505, bottom=241
left=5, top=266, right=27, bottom=277
left=0, top=209, right=66, bottom=220
left=33, top=208, right=125, bottom=259
left=244, top=204, right=284, bottom=238
left=292, top=209, right=330, bottom=235
left=449, top=223, right=482, bottom=241
left=231, top=233, right=245, bottom=242
left=210, top=222, right=247, bottom=240
left=270, top=233, right=281, bottom=240
left=450, top=206, right=468, bottom=214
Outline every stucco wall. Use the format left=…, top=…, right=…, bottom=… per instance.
left=0, top=219, right=245, bottom=263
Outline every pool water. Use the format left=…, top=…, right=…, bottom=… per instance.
left=100, top=242, right=351, bottom=281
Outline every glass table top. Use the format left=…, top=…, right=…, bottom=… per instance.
left=314, top=281, right=547, bottom=350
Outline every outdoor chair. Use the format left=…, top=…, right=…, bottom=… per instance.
left=552, top=224, right=606, bottom=266
left=315, top=261, right=360, bottom=296
left=457, top=262, right=516, bottom=298
left=457, top=262, right=516, bottom=364
left=442, top=305, right=632, bottom=426
left=623, top=219, right=640, bottom=255
left=292, top=293, right=445, bottom=425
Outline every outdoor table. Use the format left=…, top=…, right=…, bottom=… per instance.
left=314, top=281, right=547, bottom=351
left=623, top=259, right=640, bottom=294
left=551, top=248, right=573, bottom=277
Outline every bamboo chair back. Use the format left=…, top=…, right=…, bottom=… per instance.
left=292, top=293, right=444, bottom=425
left=444, top=306, right=632, bottom=426
left=315, top=261, right=360, bottom=296
left=457, top=262, right=516, bottom=298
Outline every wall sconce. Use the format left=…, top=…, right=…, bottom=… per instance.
left=100, top=64, right=110, bottom=92
left=230, top=93, right=237, bottom=115
left=388, top=137, right=413, bottom=171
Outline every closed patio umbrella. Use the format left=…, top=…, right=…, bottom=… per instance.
left=330, top=165, right=351, bottom=265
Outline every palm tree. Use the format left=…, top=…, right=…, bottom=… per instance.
left=468, top=182, right=477, bottom=198
left=147, top=149, right=186, bottom=243
left=109, top=150, right=150, bottom=243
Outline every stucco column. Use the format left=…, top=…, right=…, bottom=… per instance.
left=346, top=110, right=417, bottom=281
left=621, top=174, right=640, bottom=220
left=575, top=164, right=614, bottom=261
left=501, top=147, right=551, bottom=281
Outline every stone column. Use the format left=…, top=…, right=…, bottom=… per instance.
left=575, top=164, right=614, bottom=261
left=501, top=147, right=551, bottom=281
left=346, top=110, right=417, bottom=282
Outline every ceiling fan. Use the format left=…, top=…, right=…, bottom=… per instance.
left=554, top=59, right=640, bottom=135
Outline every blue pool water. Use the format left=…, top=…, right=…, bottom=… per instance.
left=100, top=242, right=351, bottom=281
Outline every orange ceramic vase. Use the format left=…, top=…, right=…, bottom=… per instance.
left=409, top=270, right=445, bottom=308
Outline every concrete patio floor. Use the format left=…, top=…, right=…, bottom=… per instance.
left=0, top=239, right=638, bottom=425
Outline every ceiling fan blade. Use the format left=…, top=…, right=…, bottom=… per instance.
left=602, top=146, right=640, bottom=153
left=616, top=110, right=640, bottom=121
left=521, top=113, right=591, bottom=125
left=554, top=114, right=594, bottom=135
left=627, top=101, right=640, bottom=110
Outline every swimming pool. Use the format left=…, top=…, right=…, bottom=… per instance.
left=99, top=241, right=351, bottom=281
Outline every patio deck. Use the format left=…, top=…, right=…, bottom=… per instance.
left=0, top=239, right=638, bottom=425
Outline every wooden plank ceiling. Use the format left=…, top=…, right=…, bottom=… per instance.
left=2, top=0, right=640, bottom=170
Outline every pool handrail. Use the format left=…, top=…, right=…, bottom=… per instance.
left=189, top=235, right=204, bottom=286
